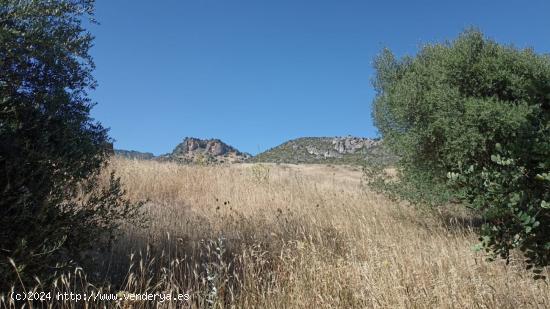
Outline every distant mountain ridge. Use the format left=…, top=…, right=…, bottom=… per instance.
left=248, top=136, right=396, bottom=165
left=114, top=149, right=155, bottom=160
left=115, top=136, right=396, bottom=166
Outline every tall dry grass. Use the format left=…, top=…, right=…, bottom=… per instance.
left=2, top=157, right=549, bottom=308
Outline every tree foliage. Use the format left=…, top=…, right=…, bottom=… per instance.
left=372, top=30, right=550, bottom=276
left=0, top=0, right=143, bottom=286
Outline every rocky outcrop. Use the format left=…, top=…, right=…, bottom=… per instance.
left=163, top=137, right=251, bottom=164
left=303, top=137, right=381, bottom=159
left=114, top=137, right=250, bottom=164
left=331, top=137, right=380, bottom=154
left=305, top=145, right=342, bottom=159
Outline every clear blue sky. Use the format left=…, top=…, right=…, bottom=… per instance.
left=89, top=0, right=550, bottom=155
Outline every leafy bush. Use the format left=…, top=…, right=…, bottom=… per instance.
left=0, top=0, right=143, bottom=287
left=372, top=29, right=550, bottom=276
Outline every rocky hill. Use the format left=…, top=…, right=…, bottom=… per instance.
left=248, top=136, right=396, bottom=166
left=159, top=137, right=251, bottom=164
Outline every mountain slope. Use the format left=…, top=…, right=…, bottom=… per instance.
left=249, top=136, right=396, bottom=165
left=114, top=149, right=155, bottom=160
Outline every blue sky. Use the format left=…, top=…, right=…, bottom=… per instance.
left=89, top=0, right=550, bottom=155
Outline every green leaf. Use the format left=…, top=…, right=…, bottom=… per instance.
left=472, top=243, right=484, bottom=252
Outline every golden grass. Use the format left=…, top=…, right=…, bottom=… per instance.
left=3, top=157, right=549, bottom=308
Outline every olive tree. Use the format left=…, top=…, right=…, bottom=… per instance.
left=0, top=0, right=143, bottom=286
left=372, top=30, right=550, bottom=276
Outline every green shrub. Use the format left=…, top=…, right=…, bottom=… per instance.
left=0, top=0, right=143, bottom=287
left=372, top=29, right=550, bottom=276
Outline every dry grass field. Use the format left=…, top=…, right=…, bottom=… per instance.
left=3, top=157, right=549, bottom=308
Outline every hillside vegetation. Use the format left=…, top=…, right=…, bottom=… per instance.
left=4, top=158, right=548, bottom=307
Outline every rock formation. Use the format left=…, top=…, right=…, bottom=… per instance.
left=163, top=137, right=251, bottom=164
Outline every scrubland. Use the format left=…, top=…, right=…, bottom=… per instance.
left=3, top=158, right=549, bottom=308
